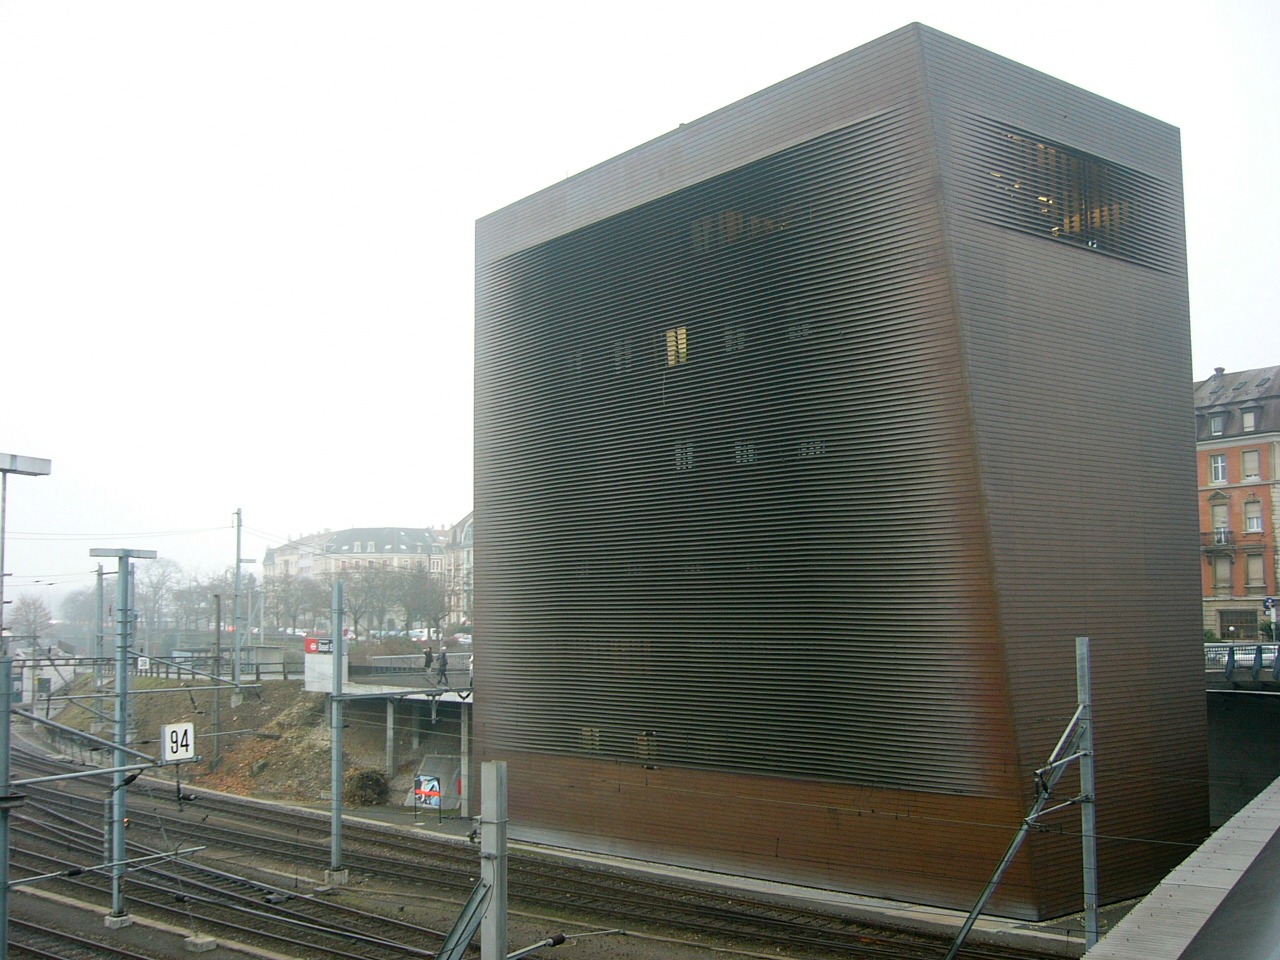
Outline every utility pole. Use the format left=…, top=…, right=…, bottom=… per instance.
left=232, top=508, right=255, bottom=691
left=95, top=564, right=105, bottom=689
left=327, top=580, right=347, bottom=885
left=945, top=636, right=1097, bottom=958
left=0, top=656, right=21, bottom=960
left=233, top=508, right=242, bottom=685
left=0, top=453, right=52, bottom=657
left=480, top=761, right=509, bottom=960
left=89, top=547, right=156, bottom=929
left=212, top=595, right=222, bottom=764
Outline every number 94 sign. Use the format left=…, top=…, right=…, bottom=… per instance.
left=162, top=722, right=197, bottom=763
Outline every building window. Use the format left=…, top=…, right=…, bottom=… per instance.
left=723, top=325, right=745, bottom=352
left=1211, top=502, right=1230, bottom=543
left=1213, top=555, right=1232, bottom=596
left=1245, top=500, right=1263, bottom=534
left=1242, top=450, right=1261, bottom=481
left=1245, top=554, right=1265, bottom=594
left=636, top=730, right=658, bottom=766
left=613, top=338, right=633, bottom=371
left=978, top=119, right=1178, bottom=269
left=1210, top=454, right=1227, bottom=483
left=786, top=318, right=812, bottom=341
left=1220, top=609, right=1258, bottom=640
left=798, top=438, right=826, bottom=458
left=675, top=442, right=695, bottom=471
left=1210, top=414, right=1224, bottom=436
left=734, top=441, right=757, bottom=464
left=1243, top=410, right=1257, bottom=432
left=664, top=326, right=688, bottom=366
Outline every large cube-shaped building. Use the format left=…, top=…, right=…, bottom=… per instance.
left=474, top=23, right=1206, bottom=919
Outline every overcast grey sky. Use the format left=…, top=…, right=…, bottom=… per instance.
left=1, top=1, right=1276, bottom=605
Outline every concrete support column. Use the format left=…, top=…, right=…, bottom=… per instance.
left=385, top=699, right=395, bottom=778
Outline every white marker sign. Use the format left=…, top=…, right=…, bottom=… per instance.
left=162, top=722, right=196, bottom=762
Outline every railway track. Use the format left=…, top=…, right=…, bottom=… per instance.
left=10, top=807, right=446, bottom=960
left=8, top=917, right=164, bottom=960
left=10, top=746, right=1069, bottom=960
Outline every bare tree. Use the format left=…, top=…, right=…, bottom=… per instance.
left=364, top=563, right=399, bottom=634
left=58, top=587, right=100, bottom=632
left=171, top=576, right=215, bottom=635
left=299, top=577, right=330, bottom=633
left=10, top=594, right=52, bottom=642
left=265, top=573, right=315, bottom=633
left=135, top=557, right=183, bottom=648
left=337, top=568, right=375, bottom=640
left=392, top=567, right=446, bottom=636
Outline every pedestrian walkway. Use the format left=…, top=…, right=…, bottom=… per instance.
left=1084, top=772, right=1280, bottom=958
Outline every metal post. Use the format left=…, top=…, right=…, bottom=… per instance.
left=460, top=702, right=471, bottom=819
left=385, top=699, right=395, bottom=779
left=212, top=595, right=222, bottom=763
left=0, top=455, right=52, bottom=658
left=233, top=508, right=242, bottom=685
left=327, top=580, right=347, bottom=884
left=1076, top=636, right=1099, bottom=948
left=0, top=472, right=7, bottom=655
left=480, top=761, right=508, bottom=960
left=945, top=637, right=1096, bottom=960
left=110, top=555, right=131, bottom=921
left=95, top=564, right=105, bottom=689
left=1, top=657, right=21, bottom=960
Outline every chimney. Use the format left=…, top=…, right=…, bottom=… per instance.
left=1214, top=367, right=1225, bottom=379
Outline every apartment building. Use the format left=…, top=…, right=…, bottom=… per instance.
left=1196, top=365, right=1280, bottom=639
left=263, top=527, right=443, bottom=578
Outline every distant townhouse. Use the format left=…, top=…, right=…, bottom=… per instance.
left=263, top=527, right=443, bottom=578
left=1195, top=365, right=1280, bottom=639
left=445, top=512, right=473, bottom=626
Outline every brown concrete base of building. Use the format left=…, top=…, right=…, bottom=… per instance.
left=494, top=751, right=1182, bottom=922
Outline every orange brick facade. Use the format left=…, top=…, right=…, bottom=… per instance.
left=1195, top=366, right=1280, bottom=640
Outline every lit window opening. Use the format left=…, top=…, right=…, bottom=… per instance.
left=665, top=326, right=688, bottom=366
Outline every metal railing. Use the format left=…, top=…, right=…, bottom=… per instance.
left=1205, top=643, right=1279, bottom=678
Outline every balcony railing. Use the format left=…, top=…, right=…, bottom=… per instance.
left=1201, top=529, right=1234, bottom=548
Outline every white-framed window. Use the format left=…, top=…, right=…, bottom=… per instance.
left=1210, top=414, right=1224, bottom=436
left=1210, top=454, right=1227, bottom=483
left=1243, top=449, right=1261, bottom=481
left=1245, top=500, right=1263, bottom=533
left=1212, top=502, right=1230, bottom=542
left=1243, top=410, right=1257, bottom=432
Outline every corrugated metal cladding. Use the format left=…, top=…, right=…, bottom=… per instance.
left=475, top=23, right=1207, bottom=920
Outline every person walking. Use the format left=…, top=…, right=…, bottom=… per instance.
left=423, top=647, right=433, bottom=674
left=436, top=647, right=449, bottom=686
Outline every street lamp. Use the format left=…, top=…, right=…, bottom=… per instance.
left=0, top=453, right=52, bottom=656
left=0, top=452, right=50, bottom=960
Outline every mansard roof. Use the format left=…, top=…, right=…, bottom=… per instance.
left=1194, top=365, right=1280, bottom=409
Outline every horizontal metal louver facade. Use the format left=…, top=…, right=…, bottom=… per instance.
left=478, top=106, right=1011, bottom=794
left=475, top=23, right=1207, bottom=920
